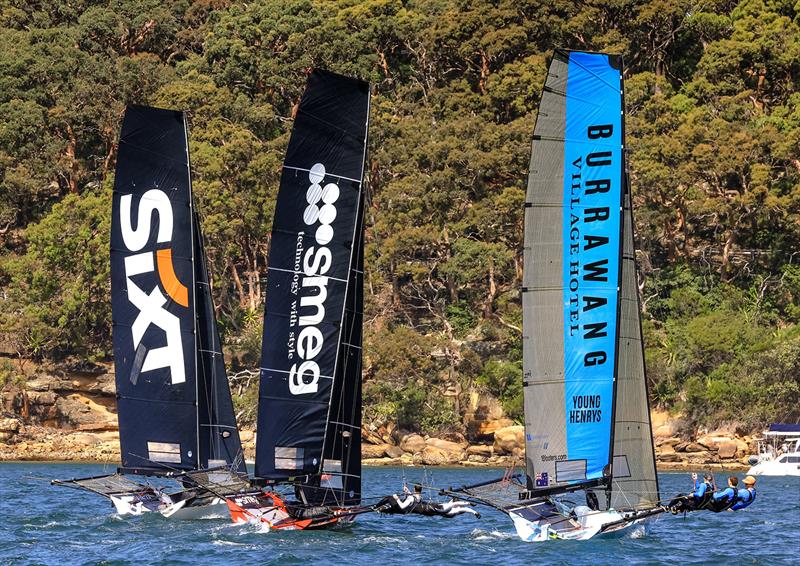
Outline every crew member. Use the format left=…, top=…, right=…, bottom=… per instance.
left=730, top=475, right=757, bottom=511
left=668, top=472, right=714, bottom=514
left=375, top=484, right=422, bottom=514
left=376, top=484, right=480, bottom=518
left=708, top=476, right=739, bottom=512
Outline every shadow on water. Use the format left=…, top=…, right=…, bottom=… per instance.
left=1, top=463, right=797, bottom=566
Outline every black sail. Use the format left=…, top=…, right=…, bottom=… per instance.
left=112, top=105, right=244, bottom=474
left=255, top=70, right=370, bottom=495
left=194, top=212, right=246, bottom=473
left=111, top=106, right=198, bottom=472
left=607, top=185, right=660, bottom=510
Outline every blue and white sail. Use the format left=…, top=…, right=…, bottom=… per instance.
left=523, top=50, right=625, bottom=491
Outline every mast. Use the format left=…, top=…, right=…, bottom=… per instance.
left=111, top=106, right=199, bottom=474
left=521, top=50, right=624, bottom=497
left=255, top=70, right=370, bottom=497
left=187, top=113, right=201, bottom=471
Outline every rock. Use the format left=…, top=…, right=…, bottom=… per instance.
left=716, top=441, right=737, bottom=459
left=400, top=434, right=427, bottom=454
left=76, top=422, right=118, bottom=432
left=658, top=443, right=675, bottom=455
left=469, top=418, right=514, bottom=438
left=27, top=391, right=56, bottom=405
left=70, top=433, right=100, bottom=447
left=439, top=431, right=467, bottom=445
left=25, top=376, right=53, bottom=392
left=425, top=437, right=465, bottom=453
left=684, top=442, right=705, bottom=453
left=362, top=443, right=391, bottom=459
left=466, top=445, right=493, bottom=457
left=391, top=428, right=413, bottom=445
left=467, top=454, right=487, bottom=463
left=239, top=430, right=255, bottom=443
left=658, top=452, right=683, bottom=462
left=493, top=425, right=525, bottom=455
left=0, top=431, right=14, bottom=442
left=384, top=445, right=405, bottom=459
left=0, top=418, right=19, bottom=433
left=735, top=438, right=750, bottom=456
left=361, top=428, right=384, bottom=446
left=420, top=446, right=458, bottom=466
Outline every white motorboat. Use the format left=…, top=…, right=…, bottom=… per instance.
left=747, top=424, right=800, bottom=476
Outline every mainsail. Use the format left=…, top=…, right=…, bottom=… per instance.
left=111, top=105, right=243, bottom=474
left=255, top=70, right=369, bottom=507
left=522, top=50, right=624, bottom=494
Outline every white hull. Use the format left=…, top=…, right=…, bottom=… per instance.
left=160, top=497, right=230, bottom=520
left=110, top=493, right=230, bottom=520
left=747, top=459, right=800, bottom=476
left=510, top=505, right=643, bottom=542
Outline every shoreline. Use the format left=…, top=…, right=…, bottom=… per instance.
left=0, top=456, right=750, bottom=473
left=0, top=421, right=754, bottom=473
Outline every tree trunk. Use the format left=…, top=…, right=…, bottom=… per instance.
left=483, top=259, right=497, bottom=318
left=228, top=258, right=247, bottom=309
left=66, top=124, right=79, bottom=194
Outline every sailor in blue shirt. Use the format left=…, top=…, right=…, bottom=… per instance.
left=691, top=473, right=715, bottom=508
left=709, top=476, right=739, bottom=512
left=730, top=476, right=757, bottom=510
left=668, top=472, right=714, bottom=513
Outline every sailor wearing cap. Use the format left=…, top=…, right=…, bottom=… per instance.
left=730, top=476, right=757, bottom=511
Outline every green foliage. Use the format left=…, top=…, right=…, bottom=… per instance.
left=1, top=0, right=799, bottom=434
left=0, top=358, right=24, bottom=390
left=477, top=359, right=523, bottom=421
left=0, top=187, right=111, bottom=358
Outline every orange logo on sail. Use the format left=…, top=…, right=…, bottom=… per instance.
left=155, top=248, right=188, bottom=307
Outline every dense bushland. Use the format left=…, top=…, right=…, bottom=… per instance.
left=1, top=0, right=799, bottom=434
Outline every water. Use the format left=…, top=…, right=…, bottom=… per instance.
left=0, top=463, right=796, bottom=565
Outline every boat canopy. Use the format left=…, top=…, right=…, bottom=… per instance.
left=768, top=423, right=800, bottom=434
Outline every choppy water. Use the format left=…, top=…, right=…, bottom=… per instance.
left=0, top=463, right=796, bottom=565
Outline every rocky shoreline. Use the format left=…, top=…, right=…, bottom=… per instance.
left=0, top=362, right=753, bottom=471
left=0, top=419, right=750, bottom=472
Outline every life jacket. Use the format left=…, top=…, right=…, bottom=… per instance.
left=693, top=481, right=714, bottom=510
left=734, top=487, right=756, bottom=509
left=709, top=486, right=738, bottom=512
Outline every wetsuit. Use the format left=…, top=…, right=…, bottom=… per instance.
left=376, top=492, right=421, bottom=514
left=691, top=479, right=714, bottom=510
left=668, top=479, right=713, bottom=513
left=708, top=486, right=737, bottom=512
left=730, top=487, right=756, bottom=511
left=376, top=494, right=480, bottom=518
